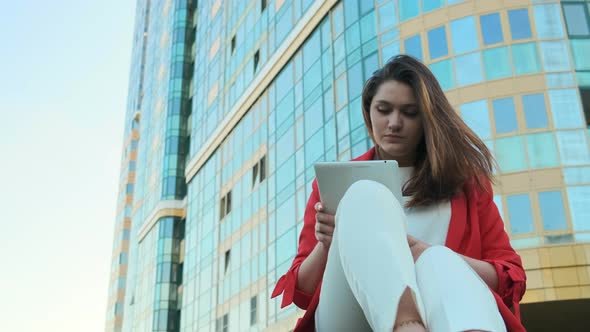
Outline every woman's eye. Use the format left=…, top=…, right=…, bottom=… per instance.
left=404, top=109, right=418, bottom=117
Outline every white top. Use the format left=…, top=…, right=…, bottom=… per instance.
left=399, top=167, right=451, bottom=246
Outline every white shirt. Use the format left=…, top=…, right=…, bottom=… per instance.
left=399, top=167, right=451, bottom=246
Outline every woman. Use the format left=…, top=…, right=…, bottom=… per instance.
left=271, top=55, right=526, bottom=332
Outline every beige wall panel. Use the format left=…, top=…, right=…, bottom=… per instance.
left=549, top=246, right=577, bottom=267
left=552, top=267, right=580, bottom=287
left=555, top=286, right=582, bottom=300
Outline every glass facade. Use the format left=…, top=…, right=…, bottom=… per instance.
left=108, top=1, right=590, bottom=331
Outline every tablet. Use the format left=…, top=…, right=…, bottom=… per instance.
left=313, top=160, right=403, bottom=215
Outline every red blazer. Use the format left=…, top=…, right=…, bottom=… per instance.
left=271, top=147, right=527, bottom=332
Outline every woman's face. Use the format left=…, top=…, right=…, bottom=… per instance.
left=369, top=80, right=424, bottom=166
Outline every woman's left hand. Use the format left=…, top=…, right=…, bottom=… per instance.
left=407, top=235, right=431, bottom=262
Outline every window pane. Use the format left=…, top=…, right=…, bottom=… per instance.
left=570, top=39, right=590, bottom=71
left=522, top=93, right=549, bottom=129
left=567, top=186, right=590, bottom=231
left=399, top=0, right=420, bottom=22
left=546, top=72, right=575, bottom=88
left=427, top=26, right=448, bottom=60
left=381, top=41, right=400, bottom=63
left=360, top=11, right=377, bottom=43
left=455, top=52, right=483, bottom=86
left=533, top=4, right=565, bottom=39
left=549, top=89, right=584, bottom=129
left=556, top=130, right=590, bottom=165
left=496, top=136, right=527, bottom=173
left=563, top=4, right=590, bottom=36
left=511, top=42, right=541, bottom=75
left=429, top=59, right=454, bottom=90
left=404, top=34, right=422, bottom=60
left=506, top=194, right=535, bottom=234
left=540, top=41, right=571, bottom=72
left=276, top=227, right=296, bottom=265
left=450, top=16, right=478, bottom=54
left=508, top=8, right=532, bottom=40
left=480, top=13, right=503, bottom=45
left=563, top=166, right=590, bottom=185
left=538, top=191, right=568, bottom=231
left=526, top=132, right=559, bottom=168
left=377, top=2, right=397, bottom=32
left=493, top=97, right=518, bottom=134
left=422, top=0, right=443, bottom=13
left=460, top=100, right=491, bottom=139
left=493, top=195, right=504, bottom=220
left=483, top=46, right=512, bottom=80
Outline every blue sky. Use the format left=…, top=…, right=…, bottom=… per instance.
left=0, top=1, right=136, bottom=331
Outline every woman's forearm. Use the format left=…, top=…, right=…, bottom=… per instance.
left=297, top=242, right=329, bottom=294
left=461, top=255, right=499, bottom=291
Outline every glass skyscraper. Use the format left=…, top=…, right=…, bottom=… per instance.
left=106, top=1, right=590, bottom=331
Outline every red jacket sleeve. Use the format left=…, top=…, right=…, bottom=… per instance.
left=477, top=180, right=527, bottom=319
left=271, top=180, right=321, bottom=309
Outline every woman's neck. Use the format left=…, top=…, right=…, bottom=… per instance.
left=374, top=145, right=416, bottom=167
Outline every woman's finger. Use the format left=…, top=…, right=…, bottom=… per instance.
left=316, top=212, right=335, bottom=226
left=315, top=222, right=334, bottom=235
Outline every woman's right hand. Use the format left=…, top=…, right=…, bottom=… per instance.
left=314, top=202, right=335, bottom=250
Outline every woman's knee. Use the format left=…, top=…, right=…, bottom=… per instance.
left=340, top=180, right=402, bottom=212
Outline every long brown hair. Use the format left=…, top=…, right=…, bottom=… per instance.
left=362, top=55, right=496, bottom=207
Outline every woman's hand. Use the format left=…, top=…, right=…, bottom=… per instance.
left=314, top=202, right=335, bottom=250
left=407, top=235, right=431, bottom=262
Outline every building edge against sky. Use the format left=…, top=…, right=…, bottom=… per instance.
left=106, top=0, right=590, bottom=331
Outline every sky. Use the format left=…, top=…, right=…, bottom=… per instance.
left=0, top=1, right=136, bottom=331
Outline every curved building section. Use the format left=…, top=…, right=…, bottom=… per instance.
left=108, top=0, right=590, bottom=331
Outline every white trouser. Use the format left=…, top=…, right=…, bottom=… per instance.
left=315, top=180, right=506, bottom=332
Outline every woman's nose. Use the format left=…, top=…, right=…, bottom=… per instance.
left=388, top=111, right=402, bottom=131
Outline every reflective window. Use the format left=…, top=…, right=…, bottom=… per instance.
left=399, top=0, right=420, bottom=22
left=540, top=41, right=571, bottom=72
left=455, top=52, right=483, bottom=86
left=570, top=39, right=590, bottom=71
left=563, top=3, right=590, bottom=37
left=275, top=227, right=296, bottom=265
left=332, top=3, right=345, bottom=37
left=460, top=100, right=491, bottom=139
left=556, top=130, right=590, bottom=165
left=480, top=13, right=503, bottom=45
left=566, top=186, right=590, bottom=231
left=450, top=16, right=478, bottom=55
left=511, top=42, right=540, bottom=75
left=360, top=11, right=377, bottom=43
left=422, top=0, right=443, bottom=13
left=546, top=72, right=575, bottom=88
left=429, top=59, right=454, bottom=90
left=549, top=89, right=584, bottom=129
left=564, top=166, right=590, bottom=185
left=344, top=0, right=359, bottom=27
left=378, top=2, right=397, bottom=32
left=404, top=34, right=423, bottom=60
left=538, top=191, right=568, bottom=231
left=381, top=41, right=400, bottom=62
left=508, top=8, right=532, bottom=40
left=483, top=46, right=512, bottom=80
left=496, top=136, right=527, bottom=172
left=493, top=97, right=518, bottom=134
left=522, top=93, right=549, bottom=129
left=347, top=62, right=363, bottom=102
left=427, top=26, right=448, bottom=60
left=506, top=194, right=534, bottom=234
left=533, top=4, right=565, bottom=39
left=493, top=195, right=504, bottom=220
left=335, top=73, right=348, bottom=110
left=526, top=132, right=559, bottom=168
